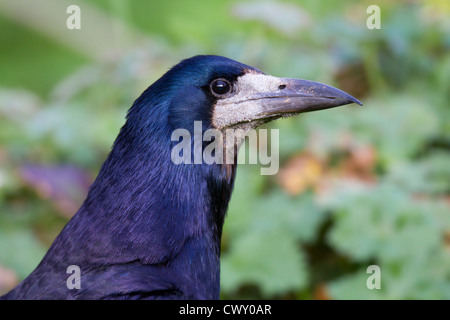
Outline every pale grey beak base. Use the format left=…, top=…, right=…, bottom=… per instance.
left=212, top=73, right=363, bottom=130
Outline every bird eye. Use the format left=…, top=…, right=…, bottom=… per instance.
left=210, top=79, right=232, bottom=96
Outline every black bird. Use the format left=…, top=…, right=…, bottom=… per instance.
left=1, top=55, right=361, bottom=300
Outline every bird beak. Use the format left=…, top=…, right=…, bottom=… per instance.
left=254, top=78, right=363, bottom=118
left=213, top=74, right=362, bottom=130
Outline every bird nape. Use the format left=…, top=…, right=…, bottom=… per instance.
left=1, top=55, right=362, bottom=300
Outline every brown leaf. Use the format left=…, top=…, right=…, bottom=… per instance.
left=0, top=265, right=18, bottom=295
left=313, top=283, right=332, bottom=300
left=278, top=153, right=324, bottom=195
left=339, top=144, right=377, bottom=183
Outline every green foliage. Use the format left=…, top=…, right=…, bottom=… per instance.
left=0, top=230, right=47, bottom=279
left=221, top=167, right=326, bottom=296
left=1, top=0, right=449, bottom=299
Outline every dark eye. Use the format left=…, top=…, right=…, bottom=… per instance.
left=210, top=79, right=232, bottom=96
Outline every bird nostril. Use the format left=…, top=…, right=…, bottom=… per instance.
left=278, top=85, right=286, bottom=90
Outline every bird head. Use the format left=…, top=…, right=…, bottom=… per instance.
left=157, top=55, right=362, bottom=140
left=147, top=55, right=362, bottom=165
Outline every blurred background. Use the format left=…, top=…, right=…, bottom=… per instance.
left=0, top=0, right=449, bottom=299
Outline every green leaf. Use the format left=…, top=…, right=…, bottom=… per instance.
left=221, top=228, right=307, bottom=296
left=0, top=229, right=47, bottom=280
